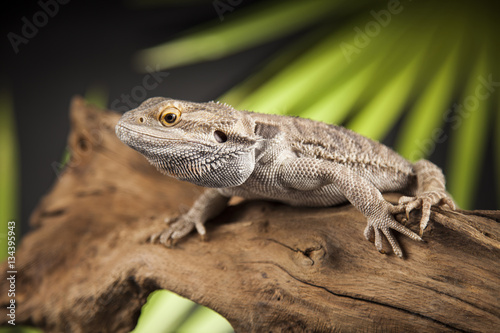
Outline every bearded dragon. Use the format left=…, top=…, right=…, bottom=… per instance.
left=115, top=97, right=455, bottom=257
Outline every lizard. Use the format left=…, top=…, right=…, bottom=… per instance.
left=115, top=97, right=456, bottom=257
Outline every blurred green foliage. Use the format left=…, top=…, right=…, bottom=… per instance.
left=0, top=87, right=38, bottom=333
left=132, top=290, right=233, bottom=333
left=0, top=89, right=19, bottom=261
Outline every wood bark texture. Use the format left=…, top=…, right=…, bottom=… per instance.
left=1, top=97, right=499, bottom=332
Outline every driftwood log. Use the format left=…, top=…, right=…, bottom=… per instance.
left=1, top=97, right=499, bottom=332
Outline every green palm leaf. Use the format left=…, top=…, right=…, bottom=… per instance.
left=396, top=39, right=462, bottom=161
left=346, top=45, right=426, bottom=140
left=132, top=290, right=233, bottom=332
left=136, top=0, right=347, bottom=71
left=447, top=47, right=492, bottom=209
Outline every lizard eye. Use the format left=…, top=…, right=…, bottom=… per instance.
left=159, top=107, right=182, bottom=127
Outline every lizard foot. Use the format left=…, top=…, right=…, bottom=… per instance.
left=363, top=208, right=422, bottom=258
left=394, top=191, right=455, bottom=236
left=149, top=216, right=207, bottom=247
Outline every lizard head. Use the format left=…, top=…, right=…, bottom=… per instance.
left=115, top=97, right=259, bottom=188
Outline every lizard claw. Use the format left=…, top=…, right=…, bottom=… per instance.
left=149, top=215, right=207, bottom=247
left=442, top=197, right=456, bottom=211
left=364, top=210, right=422, bottom=258
left=397, top=191, right=456, bottom=236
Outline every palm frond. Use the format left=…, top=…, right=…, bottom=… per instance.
left=396, top=38, right=462, bottom=161
left=136, top=0, right=346, bottom=71
left=346, top=44, right=426, bottom=140
left=447, top=47, right=492, bottom=209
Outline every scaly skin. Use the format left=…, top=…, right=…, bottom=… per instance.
left=115, top=97, right=455, bottom=257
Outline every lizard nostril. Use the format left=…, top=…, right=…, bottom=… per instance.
left=138, top=117, right=144, bottom=123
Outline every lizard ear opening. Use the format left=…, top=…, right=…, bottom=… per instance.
left=214, top=130, right=227, bottom=143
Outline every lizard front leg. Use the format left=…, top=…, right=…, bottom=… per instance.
left=280, top=158, right=422, bottom=257
left=150, top=188, right=230, bottom=246
left=396, top=160, right=456, bottom=236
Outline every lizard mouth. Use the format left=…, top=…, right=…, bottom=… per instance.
left=115, top=122, right=220, bottom=151
left=115, top=123, right=182, bottom=142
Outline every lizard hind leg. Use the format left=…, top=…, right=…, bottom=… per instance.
left=396, top=160, right=456, bottom=236
left=280, top=158, right=427, bottom=257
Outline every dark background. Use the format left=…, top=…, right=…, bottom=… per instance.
left=1, top=0, right=497, bottom=237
